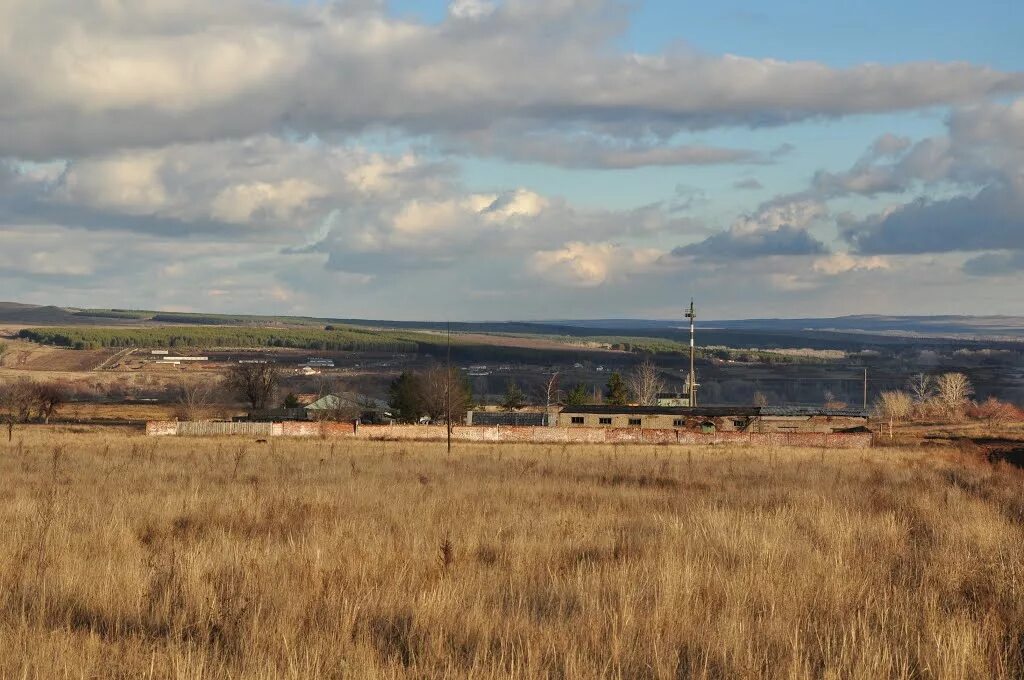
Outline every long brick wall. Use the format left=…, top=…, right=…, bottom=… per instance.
left=146, top=421, right=873, bottom=448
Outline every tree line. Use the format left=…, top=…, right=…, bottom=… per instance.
left=17, top=326, right=420, bottom=353
left=873, top=372, right=1024, bottom=437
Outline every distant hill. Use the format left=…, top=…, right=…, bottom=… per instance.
left=0, top=302, right=147, bottom=326
left=0, top=303, right=82, bottom=325
left=3, top=301, right=1024, bottom=341
left=546, top=315, right=1024, bottom=339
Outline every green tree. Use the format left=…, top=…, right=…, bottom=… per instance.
left=282, top=392, right=300, bottom=408
left=388, top=372, right=424, bottom=423
left=565, top=384, right=589, bottom=406
left=605, top=372, right=630, bottom=406
left=500, top=380, right=526, bottom=411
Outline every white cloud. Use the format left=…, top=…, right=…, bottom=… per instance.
left=1, top=0, right=1021, bottom=160
left=731, top=200, right=827, bottom=234
left=530, top=242, right=663, bottom=287
left=210, top=179, right=327, bottom=223
left=449, top=0, right=495, bottom=20
left=812, top=253, right=890, bottom=275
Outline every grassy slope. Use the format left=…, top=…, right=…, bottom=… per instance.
left=2, top=431, right=1023, bottom=678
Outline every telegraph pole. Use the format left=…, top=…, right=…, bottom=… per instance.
left=685, top=299, right=697, bottom=407
left=446, top=321, right=452, bottom=455
left=863, top=367, right=868, bottom=410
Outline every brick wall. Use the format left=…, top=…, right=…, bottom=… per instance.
left=146, top=421, right=178, bottom=436
left=145, top=421, right=873, bottom=448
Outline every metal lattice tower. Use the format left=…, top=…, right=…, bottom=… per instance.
left=685, top=299, right=697, bottom=407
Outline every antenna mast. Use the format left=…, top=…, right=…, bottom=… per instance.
left=446, top=321, right=452, bottom=455
left=685, top=299, right=697, bottom=407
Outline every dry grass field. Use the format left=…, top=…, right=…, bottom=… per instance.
left=1, top=430, right=1023, bottom=679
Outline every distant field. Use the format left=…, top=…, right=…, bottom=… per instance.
left=2, top=431, right=1023, bottom=678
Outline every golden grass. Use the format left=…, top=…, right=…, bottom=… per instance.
left=1, top=431, right=1023, bottom=679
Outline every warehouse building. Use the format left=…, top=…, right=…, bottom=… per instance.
left=557, top=405, right=868, bottom=434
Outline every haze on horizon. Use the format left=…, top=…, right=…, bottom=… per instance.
left=0, top=0, right=1022, bottom=321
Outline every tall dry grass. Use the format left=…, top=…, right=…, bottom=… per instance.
left=1, top=429, right=1023, bottom=679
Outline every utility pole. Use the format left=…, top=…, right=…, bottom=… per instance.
left=863, top=367, right=868, bottom=410
left=685, top=299, right=697, bottom=407
left=446, top=321, right=452, bottom=455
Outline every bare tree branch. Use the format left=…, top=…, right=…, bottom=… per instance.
left=626, top=360, right=665, bottom=406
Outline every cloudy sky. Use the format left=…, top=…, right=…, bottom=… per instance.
left=1, top=0, right=1022, bottom=320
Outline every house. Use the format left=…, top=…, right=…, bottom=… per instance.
left=306, top=392, right=393, bottom=423
left=557, top=405, right=868, bottom=434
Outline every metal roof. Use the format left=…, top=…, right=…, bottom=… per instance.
left=560, top=405, right=759, bottom=416
left=469, top=411, right=551, bottom=426
left=760, top=406, right=869, bottom=418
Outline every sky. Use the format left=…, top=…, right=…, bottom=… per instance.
left=0, top=0, right=1022, bottom=321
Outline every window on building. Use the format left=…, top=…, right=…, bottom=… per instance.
left=599, top=417, right=612, bottom=425
left=571, top=417, right=585, bottom=425
left=673, top=419, right=685, bottom=427
left=628, top=418, right=642, bottom=427
left=733, top=420, right=747, bottom=428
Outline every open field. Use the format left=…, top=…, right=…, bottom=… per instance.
left=1, top=431, right=1023, bottom=678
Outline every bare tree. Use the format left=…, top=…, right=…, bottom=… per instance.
left=0, top=378, right=38, bottom=439
left=874, top=390, right=914, bottom=439
left=543, top=371, right=560, bottom=409
left=33, top=381, right=66, bottom=424
left=935, top=372, right=974, bottom=421
left=419, top=365, right=470, bottom=422
left=225, top=362, right=280, bottom=410
left=973, top=397, right=1020, bottom=427
left=823, top=390, right=847, bottom=410
left=627, top=360, right=665, bottom=406
left=176, top=378, right=220, bottom=421
left=906, top=373, right=935, bottom=404
left=753, top=391, right=769, bottom=407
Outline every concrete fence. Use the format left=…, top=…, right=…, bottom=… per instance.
left=146, top=421, right=873, bottom=448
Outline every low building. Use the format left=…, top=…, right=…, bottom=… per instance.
left=557, top=405, right=868, bottom=434
left=466, top=411, right=552, bottom=426
left=655, top=392, right=691, bottom=407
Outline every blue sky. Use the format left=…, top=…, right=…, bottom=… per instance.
left=0, top=0, right=1022, bottom=319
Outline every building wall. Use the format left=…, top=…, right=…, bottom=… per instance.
left=146, top=421, right=873, bottom=448
left=557, top=412, right=751, bottom=431
left=556, top=412, right=867, bottom=433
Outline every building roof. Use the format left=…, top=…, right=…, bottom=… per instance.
left=306, top=392, right=390, bottom=412
left=561, top=405, right=759, bottom=417
left=760, top=406, right=869, bottom=418
left=470, top=411, right=550, bottom=426
left=559, top=404, right=868, bottom=418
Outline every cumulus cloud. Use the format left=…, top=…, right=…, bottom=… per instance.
left=1, top=0, right=1022, bottom=160
left=0, top=1, right=1021, bottom=317
left=530, top=242, right=663, bottom=287
left=812, top=253, right=890, bottom=275
left=672, top=199, right=828, bottom=260
left=674, top=225, right=828, bottom=259
left=843, top=179, right=1024, bottom=254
